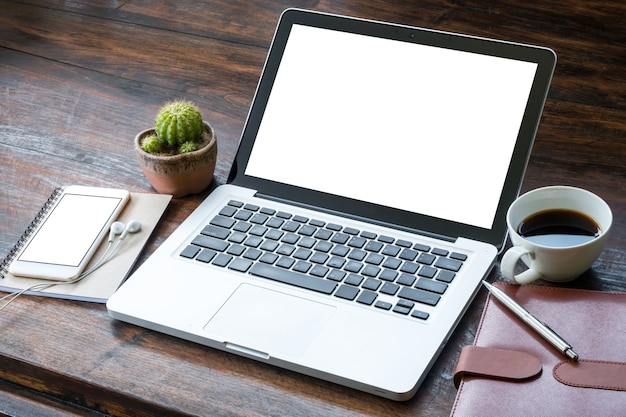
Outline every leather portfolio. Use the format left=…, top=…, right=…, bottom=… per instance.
left=450, top=282, right=625, bottom=417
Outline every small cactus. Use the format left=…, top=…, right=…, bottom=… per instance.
left=179, top=141, right=198, bottom=153
left=141, top=134, right=163, bottom=154
left=155, top=100, right=203, bottom=147
left=141, top=100, right=205, bottom=155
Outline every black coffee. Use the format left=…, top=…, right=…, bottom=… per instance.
left=518, top=209, right=601, bottom=247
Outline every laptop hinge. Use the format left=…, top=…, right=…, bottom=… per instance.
left=255, top=192, right=457, bottom=243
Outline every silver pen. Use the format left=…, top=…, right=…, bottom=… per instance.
left=482, top=281, right=579, bottom=361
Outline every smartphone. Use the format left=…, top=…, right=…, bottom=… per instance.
left=9, top=186, right=130, bottom=281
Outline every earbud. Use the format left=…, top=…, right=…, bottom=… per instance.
left=109, top=221, right=126, bottom=242
left=119, top=220, right=142, bottom=240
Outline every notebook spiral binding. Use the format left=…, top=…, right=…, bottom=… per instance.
left=0, top=187, right=64, bottom=279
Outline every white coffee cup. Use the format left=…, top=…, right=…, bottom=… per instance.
left=501, top=186, right=612, bottom=284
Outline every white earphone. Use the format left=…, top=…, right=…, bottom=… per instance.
left=108, top=221, right=126, bottom=242
left=119, top=220, right=142, bottom=240
left=74, top=219, right=142, bottom=278
left=109, top=220, right=142, bottom=241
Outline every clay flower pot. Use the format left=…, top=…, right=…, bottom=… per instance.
left=134, top=122, right=217, bottom=198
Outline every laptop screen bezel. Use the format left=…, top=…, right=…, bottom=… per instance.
left=229, top=8, right=556, bottom=251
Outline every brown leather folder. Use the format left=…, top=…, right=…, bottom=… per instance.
left=450, top=282, right=625, bottom=417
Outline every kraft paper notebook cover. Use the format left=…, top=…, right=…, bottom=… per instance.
left=0, top=189, right=171, bottom=303
left=450, top=282, right=625, bottom=417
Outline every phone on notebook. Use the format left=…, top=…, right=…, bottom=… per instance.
left=9, top=185, right=130, bottom=281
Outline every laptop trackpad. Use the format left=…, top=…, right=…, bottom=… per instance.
left=203, top=284, right=336, bottom=357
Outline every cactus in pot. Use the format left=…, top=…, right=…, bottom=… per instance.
left=141, top=100, right=204, bottom=155
left=135, top=100, right=218, bottom=198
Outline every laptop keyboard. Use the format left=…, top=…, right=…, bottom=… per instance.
left=179, top=200, right=467, bottom=321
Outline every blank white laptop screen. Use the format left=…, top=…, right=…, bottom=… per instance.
left=245, top=25, right=538, bottom=230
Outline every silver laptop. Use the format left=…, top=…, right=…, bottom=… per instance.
left=107, top=9, right=556, bottom=400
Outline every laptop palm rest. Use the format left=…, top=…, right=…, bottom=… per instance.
left=203, top=284, right=336, bottom=358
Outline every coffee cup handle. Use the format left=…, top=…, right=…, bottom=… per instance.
left=501, top=246, right=542, bottom=284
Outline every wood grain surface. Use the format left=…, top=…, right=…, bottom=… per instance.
left=1, top=1, right=624, bottom=415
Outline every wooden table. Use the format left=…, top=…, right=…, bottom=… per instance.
left=1, top=1, right=624, bottom=415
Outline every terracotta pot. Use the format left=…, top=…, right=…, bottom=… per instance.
left=134, top=122, right=217, bottom=198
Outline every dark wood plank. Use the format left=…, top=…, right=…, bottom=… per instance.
left=0, top=2, right=266, bottom=110
left=0, top=379, right=103, bottom=417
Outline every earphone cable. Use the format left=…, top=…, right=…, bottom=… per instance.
left=0, top=241, right=116, bottom=312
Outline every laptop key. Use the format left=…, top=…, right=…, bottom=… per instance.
left=399, top=248, right=418, bottom=261
left=260, top=207, right=276, bottom=216
left=259, top=253, right=279, bottom=264
left=233, top=221, right=252, bottom=233
left=397, top=274, right=416, bottom=286
left=196, top=249, right=217, bottom=263
left=191, top=235, right=229, bottom=252
left=219, top=205, right=238, bottom=217
left=227, top=232, right=246, bottom=244
left=210, top=215, right=236, bottom=229
left=227, top=244, right=245, bottom=256
left=416, top=253, right=436, bottom=265
left=229, top=258, right=253, bottom=272
left=282, top=221, right=300, bottom=232
left=393, top=303, right=412, bottom=315
left=266, top=217, right=284, bottom=228
left=250, top=213, right=269, bottom=224
left=348, top=236, right=366, bottom=248
left=276, top=257, right=295, bottom=269
left=377, top=234, right=393, bottom=243
left=450, top=252, right=468, bottom=261
left=415, top=278, right=448, bottom=294
left=411, top=310, right=430, bottom=320
left=234, top=210, right=253, bottom=221
left=326, top=223, right=342, bottom=231
left=327, top=269, right=346, bottom=282
left=201, top=225, right=230, bottom=239
left=276, top=211, right=292, bottom=219
left=398, top=287, right=440, bottom=306
left=310, top=265, right=329, bottom=277
left=382, top=245, right=401, bottom=257
left=331, top=233, right=350, bottom=244
left=249, top=264, right=337, bottom=294
left=356, top=290, right=377, bottom=305
left=364, top=240, right=384, bottom=252
left=298, top=225, right=317, bottom=236
left=380, top=282, right=400, bottom=295
left=374, top=300, right=392, bottom=310
left=418, top=266, right=437, bottom=278
left=413, top=243, right=431, bottom=252
left=334, top=285, right=359, bottom=300
left=180, top=245, right=200, bottom=259
left=310, top=252, right=329, bottom=264
left=344, top=274, right=363, bottom=286
left=314, top=229, right=333, bottom=240
left=293, top=261, right=312, bottom=273
left=379, top=269, right=398, bottom=282
left=436, top=270, right=456, bottom=283
left=212, top=253, right=233, bottom=267
left=434, top=257, right=463, bottom=272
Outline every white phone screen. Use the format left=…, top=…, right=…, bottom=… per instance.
left=18, top=193, right=124, bottom=267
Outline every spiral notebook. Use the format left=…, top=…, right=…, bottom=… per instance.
left=0, top=187, right=171, bottom=302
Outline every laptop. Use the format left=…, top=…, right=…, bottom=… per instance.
left=107, top=9, right=556, bottom=400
